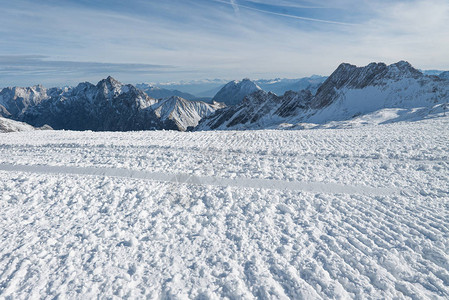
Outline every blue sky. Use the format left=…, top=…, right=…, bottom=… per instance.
left=1, top=0, right=449, bottom=87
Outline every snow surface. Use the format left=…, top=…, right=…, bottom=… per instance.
left=0, top=116, right=448, bottom=299
left=0, top=117, right=46, bottom=133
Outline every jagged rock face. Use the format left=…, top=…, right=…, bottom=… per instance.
left=21, top=77, right=167, bottom=131
left=212, top=78, right=261, bottom=106
left=198, top=61, right=449, bottom=130
left=308, top=60, right=449, bottom=122
left=151, top=96, right=225, bottom=131
left=311, top=61, right=424, bottom=109
left=0, top=85, right=61, bottom=119
left=197, top=90, right=312, bottom=130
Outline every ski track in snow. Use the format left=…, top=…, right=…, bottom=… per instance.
left=0, top=163, right=399, bottom=197
left=0, top=116, right=448, bottom=299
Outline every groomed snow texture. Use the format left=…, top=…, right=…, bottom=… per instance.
left=0, top=116, right=448, bottom=299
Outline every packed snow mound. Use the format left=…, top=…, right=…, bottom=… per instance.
left=151, top=96, right=225, bottom=131
left=212, top=78, right=261, bottom=106
left=0, top=116, right=448, bottom=298
left=198, top=61, right=449, bottom=130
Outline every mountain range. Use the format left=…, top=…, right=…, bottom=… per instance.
left=1, top=61, right=448, bottom=133
left=135, top=83, right=198, bottom=101
left=197, top=61, right=449, bottom=130
left=0, top=77, right=221, bottom=132
left=145, top=76, right=327, bottom=98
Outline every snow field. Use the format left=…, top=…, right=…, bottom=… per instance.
left=0, top=116, right=448, bottom=298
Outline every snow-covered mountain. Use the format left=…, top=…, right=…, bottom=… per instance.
left=198, top=61, right=449, bottom=130
left=19, top=76, right=172, bottom=131
left=135, top=83, right=198, bottom=100
left=0, top=77, right=224, bottom=132
left=212, top=78, right=261, bottom=106
left=0, top=85, right=62, bottom=119
left=197, top=90, right=312, bottom=130
left=151, top=96, right=225, bottom=131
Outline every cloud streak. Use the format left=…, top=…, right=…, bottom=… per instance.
left=0, top=55, right=179, bottom=86
left=0, top=0, right=448, bottom=87
left=230, top=0, right=240, bottom=15
left=212, top=0, right=355, bottom=25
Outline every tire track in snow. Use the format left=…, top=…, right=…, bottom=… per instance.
left=0, top=163, right=400, bottom=196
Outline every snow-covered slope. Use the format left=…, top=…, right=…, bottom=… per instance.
left=212, top=78, right=261, bottom=106
left=0, top=117, right=52, bottom=132
left=199, top=61, right=449, bottom=130
left=0, top=116, right=448, bottom=298
left=151, top=96, right=225, bottom=131
left=305, top=61, right=449, bottom=124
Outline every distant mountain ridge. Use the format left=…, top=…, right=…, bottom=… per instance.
left=197, top=61, right=449, bottom=130
left=148, top=76, right=327, bottom=98
left=135, top=83, right=198, bottom=101
left=255, top=76, right=327, bottom=96
left=439, top=71, right=449, bottom=80
left=0, top=77, right=222, bottom=131
left=1, top=61, right=448, bottom=132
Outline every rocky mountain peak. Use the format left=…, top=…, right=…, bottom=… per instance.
left=96, top=76, right=124, bottom=94
left=212, top=78, right=261, bottom=106
left=385, top=61, right=422, bottom=79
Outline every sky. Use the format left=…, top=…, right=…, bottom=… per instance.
left=1, top=0, right=449, bottom=87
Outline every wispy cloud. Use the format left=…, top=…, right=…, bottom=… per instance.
left=0, top=55, right=178, bottom=86
left=0, top=0, right=448, bottom=87
left=212, top=0, right=354, bottom=25
left=230, top=0, right=240, bottom=15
